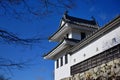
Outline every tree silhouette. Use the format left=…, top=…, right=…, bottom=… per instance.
left=0, top=0, right=75, bottom=18
left=0, top=75, right=10, bottom=80
left=0, top=0, right=76, bottom=79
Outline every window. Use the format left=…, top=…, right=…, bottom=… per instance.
left=65, top=54, right=68, bottom=64
left=60, top=57, right=63, bottom=66
left=81, top=32, right=86, bottom=40
left=56, top=59, right=59, bottom=68
left=66, top=34, right=69, bottom=38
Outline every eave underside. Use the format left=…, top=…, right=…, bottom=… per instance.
left=44, top=38, right=79, bottom=60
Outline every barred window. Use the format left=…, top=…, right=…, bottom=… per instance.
left=56, top=59, right=59, bottom=68
left=65, top=54, right=68, bottom=64
left=60, top=57, right=63, bottom=66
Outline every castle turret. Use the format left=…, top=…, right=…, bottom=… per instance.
left=44, top=13, right=120, bottom=80
left=44, top=12, right=99, bottom=60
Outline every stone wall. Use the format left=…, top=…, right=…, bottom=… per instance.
left=61, top=58, right=120, bottom=80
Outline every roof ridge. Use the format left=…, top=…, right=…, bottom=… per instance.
left=62, top=11, right=98, bottom=26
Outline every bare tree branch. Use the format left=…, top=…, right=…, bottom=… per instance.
left=0, top=53, right=41, bottom=77
left=0, top=0, right=76, bottom=18
left=0, top=75, right=10, bottom=80
left=0, top=0, right=76, bottom=79
left=0, top=29, right=47, bottom=45
left=0, top=57, right=36, bottom=76
left=0, top=58, right=27, bottom=69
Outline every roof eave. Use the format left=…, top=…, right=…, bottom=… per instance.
left=49, top=24, right=70, bottom=41
left=44, top=38, right=79, bottom=60
left=44, top=40, right=68, bottom=60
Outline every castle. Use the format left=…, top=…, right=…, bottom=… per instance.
left=44, top=12, right=120, bottom=80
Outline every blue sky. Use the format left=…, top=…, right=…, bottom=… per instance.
left=0, top=0, right=120, bottom=80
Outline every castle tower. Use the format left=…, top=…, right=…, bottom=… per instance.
left=44, top=12, right=99, bottom=80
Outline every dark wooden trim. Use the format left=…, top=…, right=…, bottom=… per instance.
left=71, top=44, right=120, bottom=75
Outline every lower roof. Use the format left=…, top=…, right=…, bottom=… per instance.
left=44, top=38, right=79, bottom=59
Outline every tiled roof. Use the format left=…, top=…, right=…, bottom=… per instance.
left=63, top=12, right=98, bottom=28
left=43, top=38, right=79, bottom=59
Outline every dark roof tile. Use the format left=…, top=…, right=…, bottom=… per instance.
left=63, top=12, right=98, bottom=26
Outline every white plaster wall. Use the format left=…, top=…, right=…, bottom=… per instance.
left=71, top=25, right=120, bottom=65
left=68, top=28, right=93, bottom=40
left=55, top=54, right=71, bottom=80
left=69, top=32, right=81, bottom=40
left=54, top=25, right=120, bottom=80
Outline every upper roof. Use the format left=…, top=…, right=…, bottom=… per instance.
left=62, top=11, right=99, bottom=28
left=49, top=12, right=99, bottom=41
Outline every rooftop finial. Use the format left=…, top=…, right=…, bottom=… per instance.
left=64, top=11, right=68, bottom=15
left=63, top=11, right=69, bottom=19
left=91, top=16, right=99, bottom=27
left=91, top=16, right=96, bottom=21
